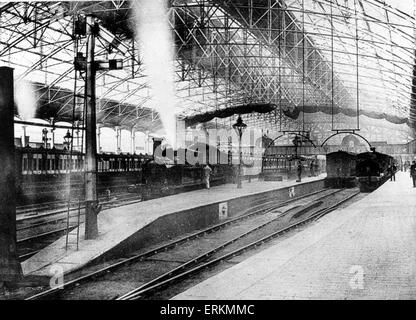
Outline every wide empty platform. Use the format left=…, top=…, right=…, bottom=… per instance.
left=174, top=171, right=416, bottom=300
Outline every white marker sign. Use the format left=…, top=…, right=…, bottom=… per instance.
left=289, top=187, right=296, bottom=198
left=219, top=202, right=228, bottom=220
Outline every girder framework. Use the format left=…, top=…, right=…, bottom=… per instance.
left=0, top=0, right=414, bottom=142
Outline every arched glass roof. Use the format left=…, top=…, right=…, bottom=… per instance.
left=0, top=0, right=414, bottom=141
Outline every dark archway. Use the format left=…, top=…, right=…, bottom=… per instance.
left=320, top=131, right=372, bottom=149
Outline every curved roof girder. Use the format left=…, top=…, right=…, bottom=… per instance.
left=0, top=0, right=415, bottom=136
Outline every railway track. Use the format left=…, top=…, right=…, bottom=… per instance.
left=16, top=188, right=303, bottom=261
left=117, top=189, right=359, bottom=300
left=25, top=188, right=358, bottom=300
left=17, top=192, right=142, bottom=229
left=17, top=190, right=278, bottom=261
left=17, top=191, right=141, bottom=219
left=17, top=193, right=144, bottom=261
left=17, top=199, right=72, bottom=215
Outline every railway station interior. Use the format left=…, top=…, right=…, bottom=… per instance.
left=1, top=0, right=416, bottom=302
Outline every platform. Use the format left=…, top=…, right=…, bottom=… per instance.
left=21, top=174, right=326, bottom=278
left=174, top=171, right=416, bottom=300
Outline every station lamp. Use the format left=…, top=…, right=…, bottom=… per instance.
left=42, top=128, right=49, bottom=148
left=292, top=135, right=302, bottom=159
left=95, top=59, right=123, bottom=71
left=232, top=115, right=247, bottom=189
left=63, top=130, right=72, bottom=150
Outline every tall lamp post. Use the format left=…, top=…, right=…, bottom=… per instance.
left=63, top=130, right=72, bottom=150
left=232, top=115, right=247, bottom=189
left=42, top=128, right=49, bottom=148
left=22, top=125, right=28, bottom=147
left=292, top=135, right=301, bottom=159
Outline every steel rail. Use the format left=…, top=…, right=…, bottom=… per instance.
left=118, top=190, right=360, bottom=300
left=25, top=188, right=336, bottom=300
left=19, top=250, right=41, bottom=260
left=17, top=194, right=142, bottom=226
left=17, top=225, right=78, bottom=244
left=115, top=201, right=324, bottom=300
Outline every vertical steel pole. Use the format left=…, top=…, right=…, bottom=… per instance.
left=355, top=0, right=360, bottom=130
left=84, top=16, right=98, bottom=239
left=237, top=132, right=242, bottom=189
left=278, top=2, right=282, bottom=132
left=302, top=0, right=305, bottom=132
left=116, top=126, right=121, bottom=154
left=22, top=125, right=27, bottom=147
left=131, top=127, right=136, bottom=154
left=331, top=0, right=334, bottom=130
left=0, top=67, right=22, bottom=283
left=96, top=126, right=100, bottom=153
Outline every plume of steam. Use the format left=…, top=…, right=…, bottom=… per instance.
left=15, top=80, right=37, bottom=120
left=132, top=0, right=177, bottom=148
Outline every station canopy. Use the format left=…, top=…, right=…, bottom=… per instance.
left=1, top=0, right=416, bottom=134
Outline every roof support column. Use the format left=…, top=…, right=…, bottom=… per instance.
left=97, top=124, right=101, bottom=153
left=21, top=125, right=27, bottom=147
left=0, top=67, right=22, bottom=284
left=115, top=126, right=121, bottom=154
left=84, top=15, right=99, bottom=240
left=131, top=127, right=136, bottom=154
left=145, top=130, right=150, bottom=154
left=50, top=118, right=55, bottom=149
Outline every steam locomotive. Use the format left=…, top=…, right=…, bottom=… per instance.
left=325, top=150, right=395, bottom=191
left=355, top=151, right=394, bottom=192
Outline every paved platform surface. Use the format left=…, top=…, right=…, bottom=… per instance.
left=21, top=174, right=325, bottom=278
left=174, top=171, right=416, bottom=300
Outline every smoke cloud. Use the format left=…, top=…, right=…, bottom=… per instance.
left=15, top=80, right=37, bottom=120
left=132, top=0, right=177, bottom=147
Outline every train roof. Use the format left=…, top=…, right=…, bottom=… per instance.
left=356, top=151, right=394, bottom=162
left=326, top=150, right=357, bottom=156
left=357, top=151, right=393, bottom=157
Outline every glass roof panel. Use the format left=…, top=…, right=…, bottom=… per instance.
left=0, top=0, right=414, bottom=136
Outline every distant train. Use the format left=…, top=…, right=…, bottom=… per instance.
left=139, top=159, right=232, bottom=200
left=325, top=151, right=357, bottom=188
left=14, top=144, right=234, bottom=204
left=325, top=150, right=395, bottom=192
left=356, top=151, right=394, bottom=192
left=15, top=146, right=148, bottom=204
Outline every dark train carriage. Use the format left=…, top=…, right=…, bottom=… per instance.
left=325, top=151, right=357, bottom=188
left=97, top=153, right=149, bottom=195
left=356, top=151, right=394, bottom=192
left=14, top=146, right=151, bottom=204
left=14, top=142, right=234, bottom=205
left=138, top=142, right=234, bottom=199
left=14, top=147, right=85, bottom=203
